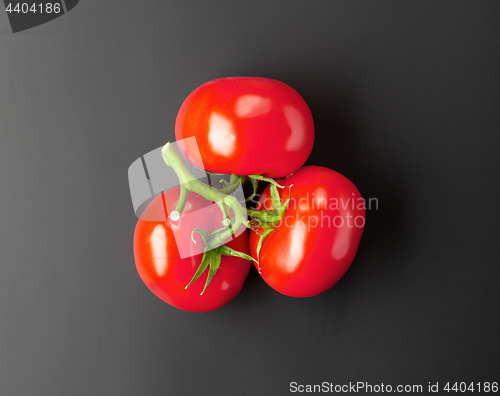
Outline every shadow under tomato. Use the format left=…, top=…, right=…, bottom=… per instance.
left=281, top=75, right=411, bottom=274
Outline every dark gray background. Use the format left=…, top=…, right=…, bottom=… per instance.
left=1, top=1, right=499, bottom=395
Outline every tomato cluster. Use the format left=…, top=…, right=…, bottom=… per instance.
left=134, top=77, right=365, bottom=311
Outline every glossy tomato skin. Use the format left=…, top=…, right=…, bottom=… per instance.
left=175, top=77, right=314, bottom=178
left=249, top=166, right=365, bottom=297
left=134, top=188, right=251, bottom=312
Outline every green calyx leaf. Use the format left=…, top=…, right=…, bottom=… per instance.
left=247, top=184, right=294, bottom=272
left=246, top=208, right=280, bottom=225
left=218, top=175, right=245, bottom=195
left=185, top=248, right=210, bottom=292
left=186, top=230, right=254, bottom=294
left=203, top=251, right=221, bottom=295
left=255, top=228, right=274, bottom=273
left=253, top=220, right=277, bottom=231
left=278, top=184, right=293, bottom=217
left=184, top=248, right=222, bottom=295
left=247, top=174, right=284, bottom=189
left=185, top=241, right=255, bottom=294
left=270, top=184, right=282, bottom=212
left=219, top=244, right=255, bottom=262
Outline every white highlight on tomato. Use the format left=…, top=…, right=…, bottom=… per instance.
left=169, top=211, right=180, bottom=221
left=284, top=105, right=306, bottom=151
left=151, top=225, right=167, bottom=276
left=283, top=220, right=307, bottom=273
left=184, top=201, right=193, bottom=213
left=220, top=280, right=231, bottom=291
left=331, top=192, right=353, bottom=261
left=313, top=186, right=329, bottom=210
left=208, top=113, right=236, bottom=157
left=235, top=94, right=272, bottom=118
left=331, top=225, right=353, bottom=261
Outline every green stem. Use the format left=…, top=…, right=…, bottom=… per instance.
left=219, top=174, right=244, bottom=195
left=217, top=200, right=231, bottom=224
left=175, top=185, right=188, bottom=214
left=246, top=208, right=280, bottom=223
left=161, top=142, right=249, bottom=250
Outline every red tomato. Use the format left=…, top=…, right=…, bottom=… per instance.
left=134, top=187, right=251, bottom=312
left=249, top=166, right=365, bottom=297
left=175, top=77, right=314, bottom=178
